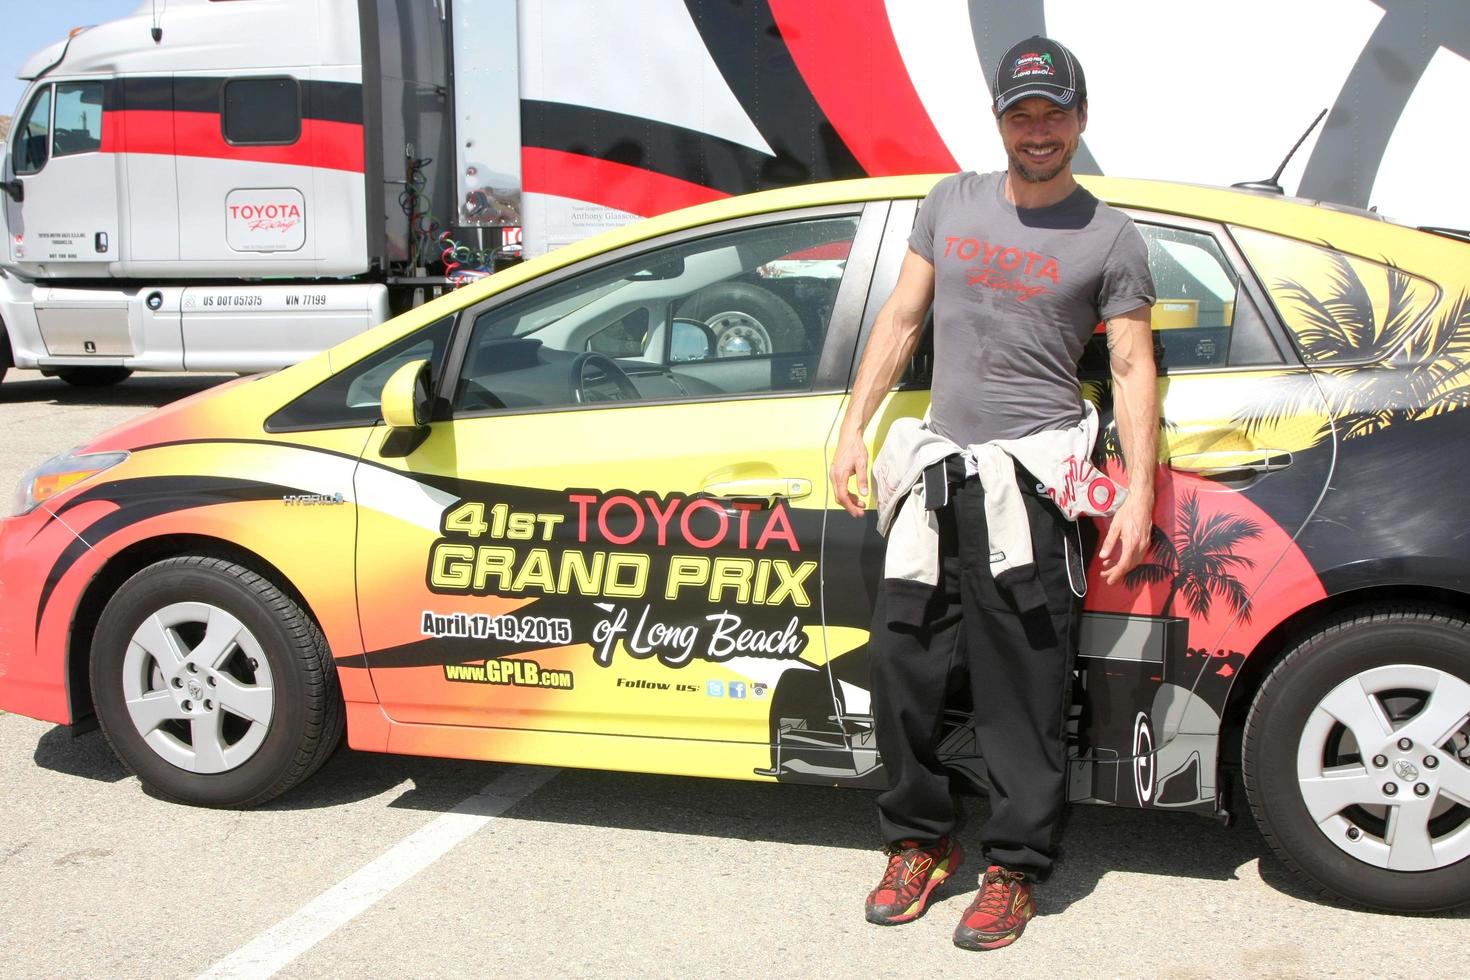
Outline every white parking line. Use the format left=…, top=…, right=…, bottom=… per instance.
left=198, top=765, right=560, bottom=980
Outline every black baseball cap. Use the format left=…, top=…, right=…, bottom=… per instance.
left=992, top=36, right=1086, bottom=114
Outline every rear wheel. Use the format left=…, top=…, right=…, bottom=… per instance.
left=0, top=325, right=11, bottom=384
left=57, top=366, right=132, bottom=387
left=90, top=556, right=343, bottom=807
left=1243, top=606, right=1470, bottom=911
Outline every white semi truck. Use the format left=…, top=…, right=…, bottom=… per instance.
left=0, top=0, right=461, bottom=383
left=3, top=0, right=1465, bottom=384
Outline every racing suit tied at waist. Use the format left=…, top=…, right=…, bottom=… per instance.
left=872, top=403, right=1124, bottom=626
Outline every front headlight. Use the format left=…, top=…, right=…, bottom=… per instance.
left=12, top=448, right=129, bottom=516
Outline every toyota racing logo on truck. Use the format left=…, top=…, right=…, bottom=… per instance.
left=228, top=202, right=302, bottom=234
left=225, top=188, right=307, bottom=252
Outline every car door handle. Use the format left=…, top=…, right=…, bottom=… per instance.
left=702, top=478, right=813, bottom=501
left=1167, top=450, right=1294, bottom=479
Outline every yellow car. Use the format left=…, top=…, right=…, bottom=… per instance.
left=3, top=175, right=1469, bottom=912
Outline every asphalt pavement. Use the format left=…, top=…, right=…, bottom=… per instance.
left=0, top=368, right=1464, bottom=978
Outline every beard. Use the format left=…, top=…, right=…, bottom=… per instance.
left=1007, top=142, right=1076, bottom=184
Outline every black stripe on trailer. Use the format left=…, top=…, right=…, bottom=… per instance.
left=520, top=99, right=778, bottom=198
left=681, top=0, right=863, bottom=185
left=103, top=75, right=363, bottom=124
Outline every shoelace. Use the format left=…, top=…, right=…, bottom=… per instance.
left=878, top=852, right=909, bottom=890
left=879, top=841, right=935, bottom=890
left=976, top=868, right=1025, bottom=916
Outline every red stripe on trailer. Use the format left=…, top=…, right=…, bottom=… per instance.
left=768, top=0, right=958, bottom=175
left=521, top=147, right=729, bottom=217
left=100, top=110, right=365, bottom=173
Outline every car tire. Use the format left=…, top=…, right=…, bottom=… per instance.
left=676, top=282, right=807, bottom=354
left=57, top=366, right=133, bottom=387
left=0, top=324, right=11, bottom=384
left=1243, top=606, right=1470, bottom=912
left=90, top=556, right=344, bottom=807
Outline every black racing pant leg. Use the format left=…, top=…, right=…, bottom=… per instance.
left=953, top=477, right=1084, bottom=880
left=869, top=501, right=969, bottom=845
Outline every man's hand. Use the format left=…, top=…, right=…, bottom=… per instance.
left=1097, top=492, right=1152, bottom=585
left=829, top=430, right=870, bottom=517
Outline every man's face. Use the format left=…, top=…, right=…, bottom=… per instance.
left=996, top=96, right=1087, bottom=184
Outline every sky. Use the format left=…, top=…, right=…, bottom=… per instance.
left=0, top=0, right=141, bottom=116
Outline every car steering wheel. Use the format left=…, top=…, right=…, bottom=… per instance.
left=571, top=352, right=640, bottom=404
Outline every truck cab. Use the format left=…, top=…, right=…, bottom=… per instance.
left=1, top=0, right=452, bottom=381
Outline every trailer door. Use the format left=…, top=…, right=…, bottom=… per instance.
left=4, top=81, right=119, bottom=273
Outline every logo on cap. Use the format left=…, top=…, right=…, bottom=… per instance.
left=1012, top=52, right=1055, bottom=79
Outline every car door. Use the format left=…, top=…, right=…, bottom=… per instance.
left=1075, top=216, right=1335, bottom=810
left=817, top=206, right=1335, bottom=809
left=351, top=205, right=883, bottom=779
left=4, top=80, right=119, bottom=271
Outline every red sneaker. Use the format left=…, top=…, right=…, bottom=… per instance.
left=864, top=837, right=964, bottom=925
left=952, top=865, right=1035, bottom=950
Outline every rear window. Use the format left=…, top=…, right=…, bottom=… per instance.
left=223, top=77, right=300, bottom=145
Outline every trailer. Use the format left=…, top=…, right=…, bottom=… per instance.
left=2, top=0, right=1465, bottom=382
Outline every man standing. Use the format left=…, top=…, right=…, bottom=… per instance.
left=828, top=36, right=1158, bottom=951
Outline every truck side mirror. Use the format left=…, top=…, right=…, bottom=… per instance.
left=1, top=180, right=23, bottom=203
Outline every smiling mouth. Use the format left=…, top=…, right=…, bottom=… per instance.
left=1021, top=145, right=1062, bottom=160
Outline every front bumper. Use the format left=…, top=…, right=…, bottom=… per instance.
left=0, top=505, right=86, bottom=724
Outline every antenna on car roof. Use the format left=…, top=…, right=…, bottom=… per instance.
left=1231, top=108, right=1328, bottom=195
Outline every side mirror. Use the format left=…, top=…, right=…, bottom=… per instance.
left=1, top=179, right=23, bottom=203
left=381, top=358, right=432, bottom=429
left=669, top=317, right=716, bottom=363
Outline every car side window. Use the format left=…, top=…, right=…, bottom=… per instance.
left=265, top=316, right=454, bottom=431
left=1075, top=223, right=1282, bottom=377
left=895, top=217, right=1281, bottom=388
left=453, top=215, right=861, bottom=414
left=51, top=82, right=105, bottom=157
left=1231, top=227, right=1441, bottom=366
left=13, top=86, right=52, bottom=175
left=1140, top=224, right=1240, bottom=369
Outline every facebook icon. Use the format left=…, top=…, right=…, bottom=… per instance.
left=728, top=681, right=747, bottom=699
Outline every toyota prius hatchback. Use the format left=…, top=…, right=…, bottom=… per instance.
left=3, top=175, right=1468, bottom=913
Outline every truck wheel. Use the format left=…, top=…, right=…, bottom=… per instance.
left=57, top=366, right=132, bottom=387
left=1243, top=606, right=1470, bottom=912
left=90, top=556, right=344, bottom=807
left=0, top=325, right=11, bottom=384
left=676, top=282, right=807, bottom=355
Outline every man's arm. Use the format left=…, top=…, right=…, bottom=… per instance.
left=1098, top=305, right=1158, bottom=584
left=829, top=249, right=935, bottom=516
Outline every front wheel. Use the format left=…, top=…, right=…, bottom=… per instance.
left=1243, top=606, right=1470, bottom=912
left=90, top=556, right=343, bottom=807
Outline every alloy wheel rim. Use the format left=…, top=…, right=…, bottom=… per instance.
left=120, top=601, right=275, bottom=774
left=1296, top=663, right=1470, bottom=871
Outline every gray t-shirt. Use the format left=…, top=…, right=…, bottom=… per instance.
left=909, top=171, right=1155, bottom=445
